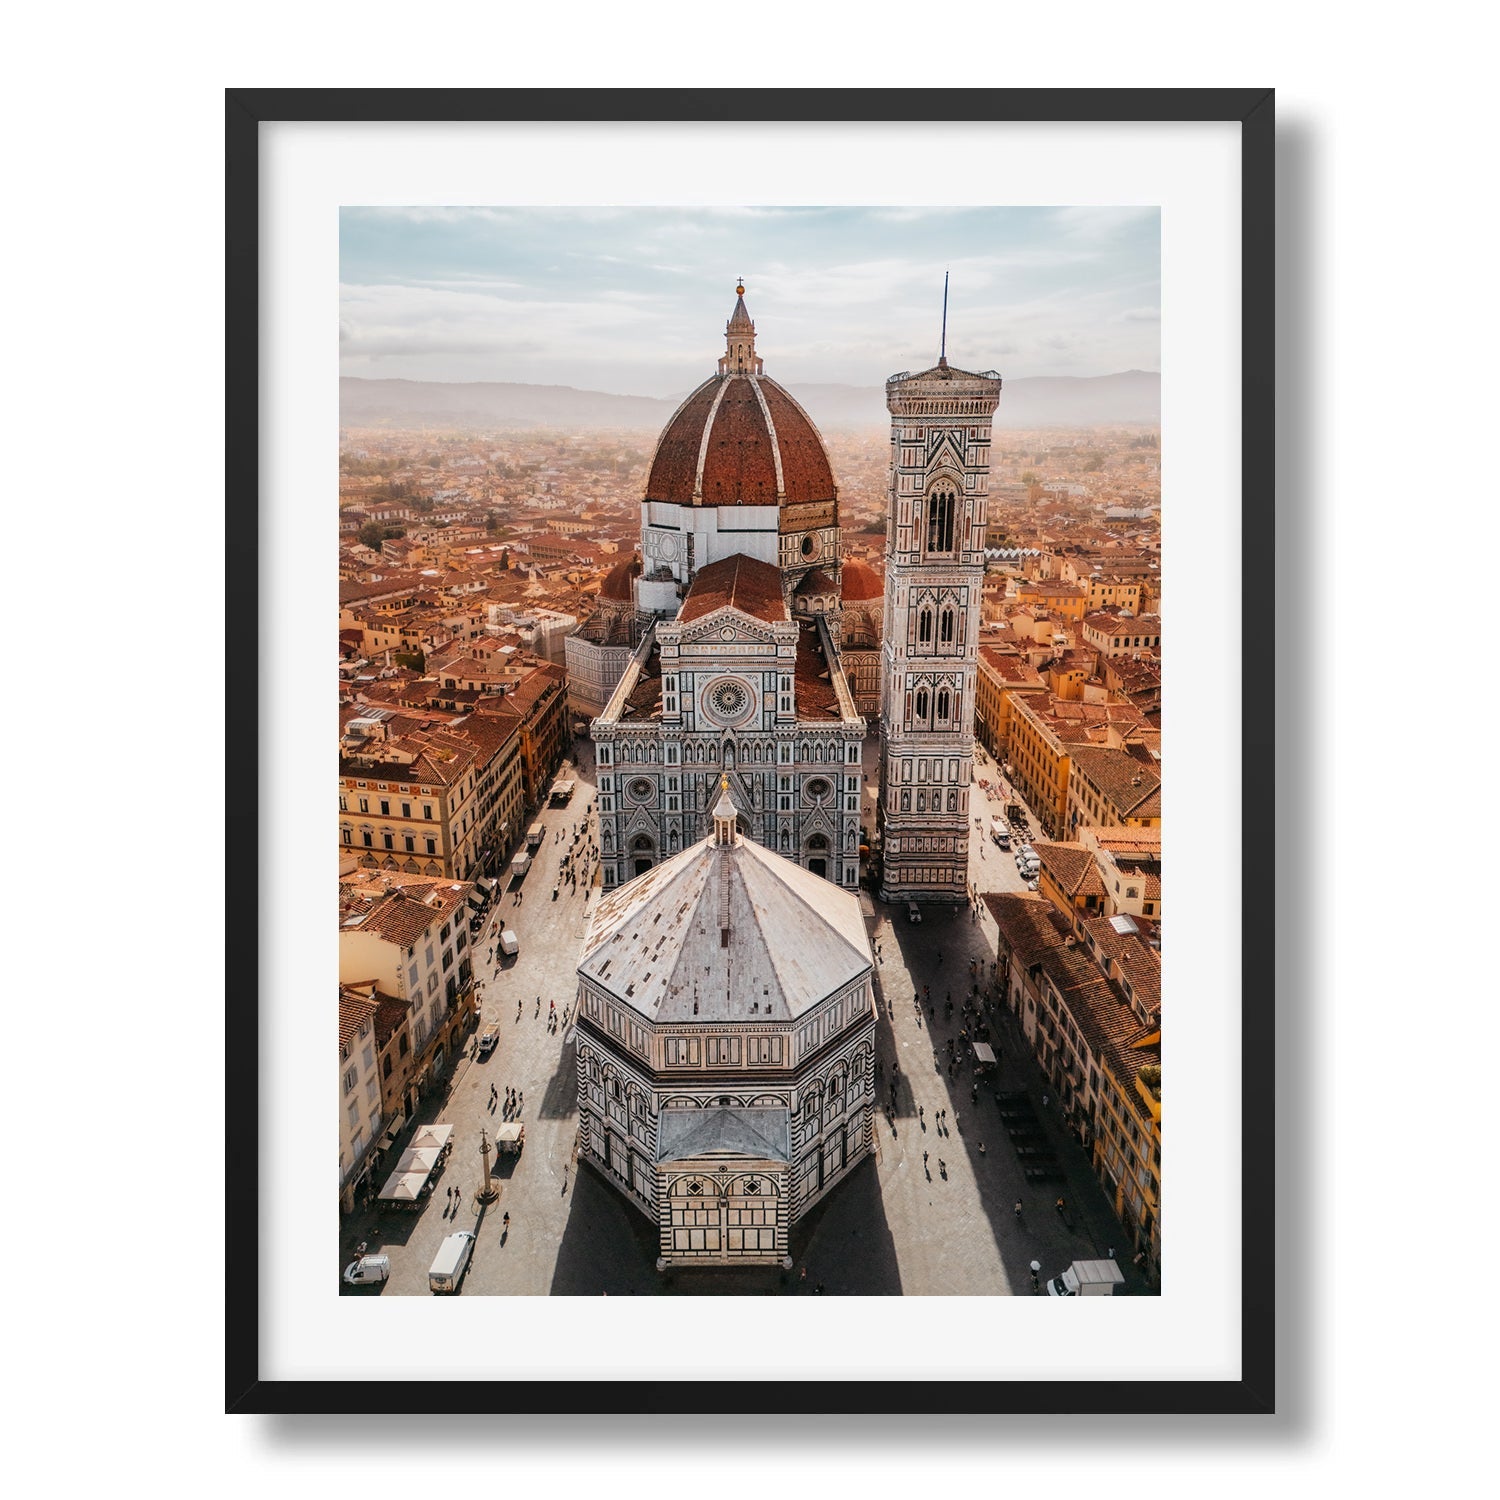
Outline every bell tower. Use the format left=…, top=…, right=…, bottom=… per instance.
left=877, top=330, right=1001, bottom=904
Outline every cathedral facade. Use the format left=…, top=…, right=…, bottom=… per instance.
left=590, top=288, right=865, bottom=892
left=877, top=356, right=1002, bottom=901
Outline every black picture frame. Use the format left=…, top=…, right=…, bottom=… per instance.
left=226, top=87, right=1274, bottom=1416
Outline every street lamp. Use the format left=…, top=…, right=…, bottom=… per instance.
left=476, top=1127, right=500, bottom=1204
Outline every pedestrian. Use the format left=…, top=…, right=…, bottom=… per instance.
left=1107, top=1246, right=1115, bottom=1259
left=1014, top=1199, right=1022, bottom=1219
left=815, top=1282, right=825, bottom=1295
left=1055, top=1197, right=1065, bottom=1216
left=800, top=1266, right=807, bottom=1284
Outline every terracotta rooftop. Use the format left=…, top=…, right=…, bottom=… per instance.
left=679, top=554, right=788, bottom=626
left=1068, top=746, right=1163, bottom=818
left=839, top=557, right=883, bottom=601
left=338, top=986, right=379, bottom=1053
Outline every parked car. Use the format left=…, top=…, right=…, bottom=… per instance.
left=1026, top=878, right=1040, bottom=891
left=342, top=1254, right=391, bottom=1286
left=906, top=901, right=922, bottom=924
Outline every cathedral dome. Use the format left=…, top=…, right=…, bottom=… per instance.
left=643, top=287, right=838, bottom=509
left=839, top=558, right=883, bottom=601
left=599, top=555, right=641, bottom=602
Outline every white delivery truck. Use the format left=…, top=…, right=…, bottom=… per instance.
left=498, top=929, right=519, bottom=958
left=1046, top=1258, right=1126, bottom=1296
left=510, top=851, right=532, bottom=879
left=989, top=817, right=1011, bottom=849
left=428, top=1230, right=477, bottom=1294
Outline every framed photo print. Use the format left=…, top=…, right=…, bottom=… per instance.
left=227, top=87, right=1273, bottom=1414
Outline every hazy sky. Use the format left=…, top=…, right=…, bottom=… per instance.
left=340, top=206, right=1159, bottom=396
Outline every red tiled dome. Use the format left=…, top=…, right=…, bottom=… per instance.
left=644, top=373, right=837, bottom=507
left=600, top=555, right=641, bottom=602
left=839, top=558, right=884, bottom=601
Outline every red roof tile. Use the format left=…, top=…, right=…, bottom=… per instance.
left=679, top=554, right=787, bottom=625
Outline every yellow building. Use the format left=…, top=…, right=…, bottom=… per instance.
left=339, top=707, right=523, bottom=881
left=1007, top=695, right=1150, bottom=840
left=974, top=645, right=1045, bottom=758
left=339, top=875, right=480, bottom=1114
left=1082, top=574, right=1143, bottom=613
left=1066, top=745, right=1162, bottom=836
left=986, top=891, right=1161, bottom=1278
left=1016, top=577, right=1088, bottom=620
left=1005, top=693, right=1073, bottom=838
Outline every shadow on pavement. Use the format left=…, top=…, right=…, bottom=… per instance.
left=546, top=1155, right=902, bottom=1296
left=882, top=903, right=1154, bottom=1295
left=535, top=1036, right=580, bottom=1121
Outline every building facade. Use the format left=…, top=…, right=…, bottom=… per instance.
left=575, top=784, right=877, bottom=1268
left=588, top=288, right=865, bottom=891
left=877, top=355, right=1002, bottom=901
left=593, top=557, right=864, bottom=891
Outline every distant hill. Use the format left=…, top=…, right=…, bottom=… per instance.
left=340, top=369, right=1159, bottom=433
left=339, top=378, right=675, bottom=431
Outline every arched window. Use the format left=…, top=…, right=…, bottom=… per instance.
left=940, top=608, right=955, bottom=645
left=632, top=834, right=654, bottom=852
left=915, top=688, right=929, bottom=721
left=936, top=688, right=950, bottom=721
left=808, top=833, right=829, bottom=851
left=918, top=607, right=933, bottom=644
left=926, top=490, right=955, bottom=553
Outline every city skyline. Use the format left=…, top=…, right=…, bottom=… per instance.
left=339, top=206, right=1161, bottom=395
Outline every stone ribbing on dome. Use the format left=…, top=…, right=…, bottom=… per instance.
left=643, top=373, right=837, bottom=509
left=757, top=380, right=836, bottom=503
left=578, top=827, right=872, bottom=1025
left=644, top=381, right=719, bottom=502
left=697, top=377, right=781, bottom=505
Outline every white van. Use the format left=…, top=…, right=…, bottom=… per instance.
left=498, top=929, right=519, bottom=957
left=989, top=817, right=1011, bottom=849
left=428, top=1230, right=476, bottom=1294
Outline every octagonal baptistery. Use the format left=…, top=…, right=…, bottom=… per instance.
left=574, top=783, right=876, bottom=1269
left=636, top=284, right=843, bottom=617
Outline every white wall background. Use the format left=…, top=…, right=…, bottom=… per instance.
left=5, top=0, right=1492, bottom=1493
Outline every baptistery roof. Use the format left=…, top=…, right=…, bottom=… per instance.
left=643, top=285, right=837, bottom=509
left=578, top=811, right=872, bottom=1026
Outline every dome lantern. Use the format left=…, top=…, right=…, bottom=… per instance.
left=719, top=280, right=763, bottom=376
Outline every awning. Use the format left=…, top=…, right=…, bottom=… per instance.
left=973, top=1042, right=997, bottom=1065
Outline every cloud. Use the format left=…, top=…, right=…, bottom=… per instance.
left=339, top=206, right=1159, bottom=388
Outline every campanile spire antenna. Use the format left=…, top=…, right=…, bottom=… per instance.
left=939, top=271, right=949, bottom=367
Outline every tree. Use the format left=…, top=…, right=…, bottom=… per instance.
left=1020, top=471, right=1038, bottom=486
left=358, top=521, right=385, bottom=552
left=499, top=548, right=511, bottom=570
left=484, top=511, right=500, bottom=533
left=393, top=649, right=426, bottom=673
